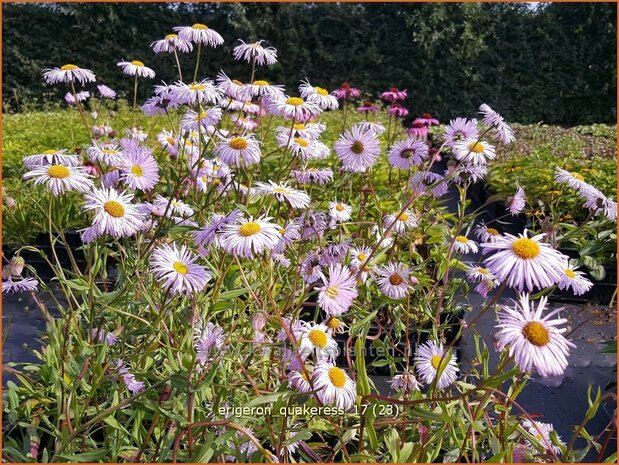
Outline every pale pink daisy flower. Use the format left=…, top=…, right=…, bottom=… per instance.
left=120, top=148, right=160, bottom=191
left=390, top=371, right=421, bottom=393
left=581, top=189, right=617, bottom=221
left=299, top=322, right=339, bottom=361
left=496, top=294, right=575, bottom=377
left=466, top=265, right=496, bottom=283
left=194, top=320, right=226, bottom=365
left=415, top=340, right=459, bottom=390
left=152, top=195, right=194, bottom=218
left=42, top=64, right=96, bottom=85
left=151, top=33, right=193, bottom=53
left=150, top=243, right=211, bottom=296
left=474, top=222, right=502, bottom=243
left=382, top=210, right=417, bottom=235
left=268, top=95, right=321, bottom=121
left=380, top=86, right=407, bottom=102
left=311, top=361, right=356, bottom=410
left=334, top=125, right=380, bottom=173
left=328, top=201, right=353, bottom=223
left=479, top=103, right=514, bottom=144
left=97, top=84, right=116, bottom=99
left=453, top=138, right=496, bottom=166
left=508, top=187, right=526, bottom=215
left=376, top=262, right=413, bottom=299
left=233, top=39, right=278, bottom=65
left=86, top=142, right=123, bottom=165
left=521, top=419, right=565, bottom=454
left=350, top=246, right=373, bottom=267
left=216, top=72, right=254, bottom=101
left=219, top=216, right=281, bottom=258
left=83, top=188, right=143, bottom=238
left=317, top=264, right=358, bottom=317
left=557, top=265, right=593, bottom=296
left=357, top=121, right=386, bottom=136
left=451, top=235, right=479, bottom=254
left=443, top=117, right=479, bottom=147
left=481, top=230, right=568, bottom=292
left=174, top=24, right=224, bottom=46
left=253, top=181, right=311, bottom=209
left=2, top=278, right=39, bottom=294
left=291, top=168, right=334, bottom=185
left=115, top=360, right=145, bottom=394
left=181, top=107, right=223, bottom=131
left=23, top=164, right=93, bottom=196
left=22, top=149, right=81, bottom=169
left=214, top=135, right=262, bottom=167
left=117, top=60, right=155, bottom=78
left=64, top=91, right=90, bottom=105
left=388, top=139, right=429, bottom=169
left=232, top=115, right=258, bottom=131
left=171, top=79, right=221, bottom=105
left=299, top=79, right=339, bottom=110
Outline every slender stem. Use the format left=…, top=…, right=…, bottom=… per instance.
left=132, top=74, right=139, bottom=127
left=193, top=42, right=202, bottom=82
left=173, top=49, right=183, bottom=82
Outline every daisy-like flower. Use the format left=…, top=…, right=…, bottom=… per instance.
left=328, top=201, right=353, bottom=223
left=413, top=113, right=440, bottom=126
left=150, top=243, right=211, bottom=296
left=219, top=216, right=281, bottom=258
left=479, top=103, right=514, bottom=144
left=174, top=24, right=224, bottom=46
left=299, top=323, right=339, bottom=361
left=409, top=171, right=449, bottom=198
left=214, top=135, right=262, bottom=167
left=557, top=265, right=593, bottom=296
left=466, top=265, right=496, bottom=282
left=407, top=121, right=429, bottom=140
left=42, top=64, right=96, bottom=85
left=117, top=60, right=156, bottom=78
left=92, top=327, right=118, bottom=346
left=273, top=220, right=301, bottom=254
left=23, top=164, right=93, bottom=196
left=475, top=277, right=500, bottom=298
left=171, top=79, right=222, bottom=105
left=331, top=82, right=361, bottom=100
left=276, top=134, right=328, bottom=161
left=291, top=168, right=334, bottom=185
left=382, top=210, right=417, bottom=235
left=233, top=39, right=278, bottom=66
left=554, top=168, right=589, bottom=192
left=311, top=361, right=356, bottom=410
left=253, top=181, right=311, bottom=209
left=23, top=149, right=81, bottom=169
left=194, top=209, right=242, bottom=249
left=444, top=117, right=479, bottom=147
left=244, top=79, right=285, bottom=99
left=451, top=235, right=479, bottom=254
left=299, top=79, right=339, bottom=110
left=65, top=91, right=90, bottom=105
left=324, top=316, right=347, bottom=335
left=83, top=188, right=143, bottom=238
left=269, top=95, right=321, bottom=121
left=356, top=101, right=379, bottom=113
left=350, top=246, right=373, bottom=267
left=86, top=142, right=123, bottom=165
left=582, top=192, right=618, bottom=222
left=299, top=252, right=323, bottom=284
left=335, top=125, right=380, bottom=173
left=120, top=147, right=160, bottom=191
left=181, top=107, right=223, bottom=131
left=151, top=33, right=193, bottom=53
left=115, top=360, right=145, bottom=394
left=521, top=419, right=565, bottom=455
left=288, top=370, right=313, bottom=393
left=376, top=262, right=413, bottom=299
left=388, top=103, right=409, bottom=118
left=194, top=320, right=226, bottom=365
left=474, top=222, right=502, bottom=243
left=508, top=187, right=526, bottom=215
left=216, top=72, right=254, bottom=101
left=152, top=195, right=194, bottom=217
left=380, top=87, right=408, bottom=103
left=481, top=230, right=568, bottom=292
left=390, top=371, right=421, bottom=393
left=2, top=277, right=39, bottom=294
left=496, top=294, right=575, bottom=377
left=97, top=84, right=116, bottom=99
left=317, top=264, right=358, bottom=317
left=388, top=139, right=429, bottom=169
left=415, top=340, right=459, bottom=390
left=232, top=115, right=258, bottom=131
left=453, top=138, right=496, bottom=166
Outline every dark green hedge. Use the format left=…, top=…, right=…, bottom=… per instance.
left=2, top=2, right=616, bottom=124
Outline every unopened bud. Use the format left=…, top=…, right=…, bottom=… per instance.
left=252, top=312, right=267, bottom=331
left=10, top=256, right=25, bottom=276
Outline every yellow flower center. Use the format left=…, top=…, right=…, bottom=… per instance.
left=194, top=111, right=209, bottom=120
left=103, top=200, right=125, bottom=218
left=189, top=83, right=206, bottom=91
left=239, top=222, right=261, bottom=237
left=293, top=123, right=306, bottom=130
left=47, top=165, right=70, bottom=179
left=571, top=172, right=584, bottom=181
left=328, top=367, right=347, bottom=388
left=229, top=137, right=248, bottom=150
left=357, top=253, right=367, bottom=261
left=398, top=213, right=409, bottom=222
left=335, top=203, right=345, bottom=212
left=511, top=238, right=541, bottom=260
left=315, top=86, right=328, bottom=96
left=131, top=60, right=145, bottom=67
left=61, top=64, right=79, bottom=71
left=565, top=268, right=576, bottom=278
left=43, top=149, right=58, bottom=155
left=102, top=148, right=117, bottom=155
left=166, top=137, right=176, bottom=145
left=487, top=228, right=499, bottom=236
left=274, top=187, right=288, bottom=194
left=131, top=165, right=143, bottom=177
left=431, top=355, right=444, bottom=370
left=286, top=97, right=305, bottom=107
left=253, top=80, right=270, bottom=86
left=455, top=236, right=469, bottom=243
left=232, top=79, right=243, bottom=85
left=192, top=23, right=208, bottom=29
left=165, top=34, right=178, bottom=40
left=469, top=142, right=485, bottom=153
left=308, top=329, right=328, bottom=348
left=294, top=138, right=309, bottom=147
left=478, top=267, right=489, bottom=275
left=173, top=261, right=189, bottom=275
left=326, top=285, right=339, bottom=299
left=389, top=273, right=403, bottom=285
left=327, top=317, right=340, bottom=330
left=351, top=141, right=365, bottom=154
left=522, top=321, right=550, bottom=347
